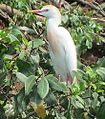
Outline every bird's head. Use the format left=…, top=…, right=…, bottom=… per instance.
left=29, top=5, right=61, bottom=20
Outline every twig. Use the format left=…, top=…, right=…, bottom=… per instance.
left=93, top=1, right=105, bottom=16
left=32, top=23, right=39, bottom=35
left=43, top=0, right=71, bottom=10
left=0, top=4, right=22, bottom=18
left=0, top=3, right=44, bottom=22
left=43, top=37, right=49, bottom=45
left=36, top=73, right=43, bottom=82
left=91, top=17, right=105, bottom=23
left=0, top=9, right=14, bottom=24
left=19, top=26, right=37, bottom=34
left=82, top=96, right=92, bottom=99
left=77, top=0, right=105, bottom=17
left=0, top=8, right=38, bottom=34
left=22, top=111, right=35, bottom=119
left=63, top=1, right=72, bottom=10
left=100, top=33, right=105, bottom=37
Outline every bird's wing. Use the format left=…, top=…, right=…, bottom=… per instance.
left=57, top=27, right=77, bottom=75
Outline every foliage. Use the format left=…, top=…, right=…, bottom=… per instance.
left=0, top=0, right=105, bottom=119
left=62, top=6, right=104, bottom=55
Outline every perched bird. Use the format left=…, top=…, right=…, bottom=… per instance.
left=30, top=5, right=77, bottom=86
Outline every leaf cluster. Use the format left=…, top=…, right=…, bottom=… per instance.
left=0, top=0, right=105, bottom=119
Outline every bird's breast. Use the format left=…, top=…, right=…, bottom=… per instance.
left=47, top=30, right=60, bottom=55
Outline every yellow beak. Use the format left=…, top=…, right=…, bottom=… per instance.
left=29, top=9, right=42, bottom=14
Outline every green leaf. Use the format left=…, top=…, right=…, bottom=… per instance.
left=16, top=73, right=36, bottom=95
left=31, top=54, right=40, bottom=64
left=76, top=95, right=84, bottom=105
left=98, top=81, right=105, bottom=86
left=10, top=27, right=22, bottom=36
left=47, top=77, right=61, bottom=91
left=16, top=72, right=27, bottom=83
left=16, top=59, right=32, bottom=73
left=71, top=96, right=84, bottom=109
left=46, top=75, right=67, bottom=92
left=25, top=75, right=36, bottom=95
left=18, top=50, right=26, bottom=60
left=22, top=37, right=29, bottom=46
left=45, top=92, right=57, bottom=106
left=86, top=37, right=92, bottom=49
left=100, top=96, right=105, bottom=103
left=7, top=34, right=19, bottom=43
left=59, top=82, right=68, bottom=92
left=28, top=38, right=45, bottom=50
left=3, top=54, right=13, bottom=61
left=14, top=88, right=25, bottom=113
left=75, top=101, right=84, bottom=109
left=96, top=67, right=105, bottom=80
left=71, top=96, right=77, bottom=109
left=92, top=92, right=100, bottom=109
left=30, top=86, right=42, bottom=106
left=37, top=78, right=49, bottom=99
left=60, top=96, right=69, bottom=109
left=62, top=14, right=69, bottom=24
left=0, top=72, right=6, bottom=83
left=14, top=88, right=29, bottom=113
left=97, top=57, right=105, bottom=67
left=97, top=102, right=105, bottom=119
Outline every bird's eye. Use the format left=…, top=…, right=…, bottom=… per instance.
left=44, top=9, right=49, bottom=12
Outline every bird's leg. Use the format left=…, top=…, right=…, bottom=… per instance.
left=58, top=0, right=61, bottom=8
left=66, top=76, right=72, bottom=99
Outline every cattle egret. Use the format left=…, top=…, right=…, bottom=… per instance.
left=30, top=5, right=77, bottom=87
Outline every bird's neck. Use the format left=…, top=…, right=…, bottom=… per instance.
left=46, top=17, right=61, bottom=54
left=47, top=17, right=61, bottom=30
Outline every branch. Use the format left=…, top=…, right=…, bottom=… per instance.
left=77, top=0, right=105, bottom=17
left=0, top=4, right=22, bottom=18
left=22, top=112, right=35, bottom=119
left=43, top=0, right=71, bottom=10
left=0, top=9, right=14, bottom=24
left=0, top=3, right=45, bottom=24
left=19, top=26, right=37, bottom=34
left=100, top=33, right=105, bottom=37
left=63, top=1, right=72, bottom=10
left=92, top=17, right=105, bottom=23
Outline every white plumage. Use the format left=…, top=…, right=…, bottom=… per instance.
left=30, top=5, right=77, bottom=85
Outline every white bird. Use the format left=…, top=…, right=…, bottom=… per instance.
left=30, top=4, right=77, bottom=86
